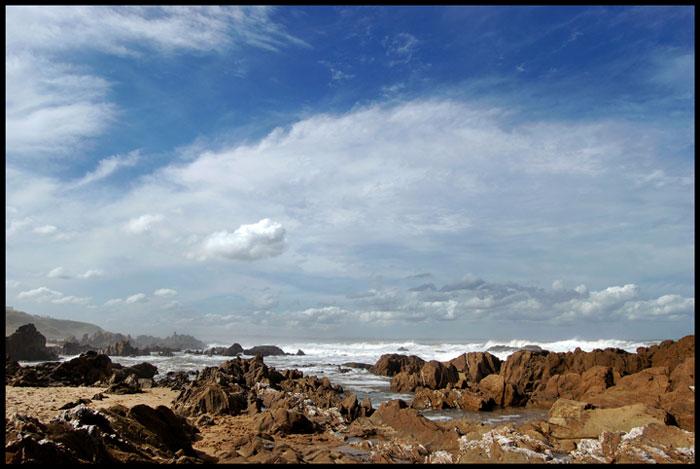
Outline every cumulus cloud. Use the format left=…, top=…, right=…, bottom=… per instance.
left=48, top=266, right=71, bottom=279
left=199, top=218, right=287, bottom=261
left=124, top=214, right=164, bottom=234
left=17, top=286, right=90, bottom=305
left=125, top=293, right=148, bottom=304
left=154, top=288, right=177, bottom=297
left=79, top=269, right=104, bottom=279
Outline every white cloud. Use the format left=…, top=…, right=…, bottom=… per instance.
left=72, top=150, right=139, bottom=187
left=124, top=214, right=164, bottom=234
left=33, top=225, right=58, bottom=235
left=79, top=269, right=104, bottom=279
left=574, top=284, right=588, bottom=295
left=48, top=266, right=71, bottom=279
left=199, top=218, right=287, bottom=261
left=552, top=279, right=565, bottom=290
left=6, top=6, right=306, bottom=157
left=17, top=286, right=63, bottom=301
left=125, top=293, right=148, bottom=304
left=154, top=288, right=177, bottom=297
left=17, top=286, right=90, bottom=305
left=51, top=295, right=90, bottom=305
left=104, top=298, right=123, bottom=307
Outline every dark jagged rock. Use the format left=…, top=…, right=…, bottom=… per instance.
left=6, top=323, right=59, bottom=361
left=50, top=351, right=114, bottom=386
left=296, top=349, right=305, bottom=356
left=5, top=404, right=207, bottom=464
left=205, top=343, right=244, bottom=356
left=125, top=362, right=158, bottom=379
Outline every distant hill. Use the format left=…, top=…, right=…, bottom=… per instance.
left=5, top=306, right=206, bottom=350
left=6, top=306, right=105, bottom=343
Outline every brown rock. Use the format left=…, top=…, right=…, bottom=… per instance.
left=447, top=352, right=501, bottom=384
left=370, top=354, right=425, bottom=377
left=547, top=399, right=667, bottom=439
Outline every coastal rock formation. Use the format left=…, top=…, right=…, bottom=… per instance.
left=243, top=345, right=287, bottom=357
left=101, top=340, right=140, bottom=357
left=448, top=352, right=501, bottom=385
left=5, top=404, right=207, bottom=464
left=206, top=343, right=244, bottom=356
left=391, top=360, right=459, bottom=392
left=371, top=354, right=426, bottom=377
left=5, top=323, right=59, bottom=362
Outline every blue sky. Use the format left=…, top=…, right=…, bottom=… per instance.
left=5, top=6, right=695, bottom=342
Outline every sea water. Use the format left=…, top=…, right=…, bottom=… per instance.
left=38, top=337, right=658, bottom=423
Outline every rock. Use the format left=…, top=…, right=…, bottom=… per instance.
left=50, top=351, right=114, bottom=386
left=338, top=393, right=360, bottom=422
left=243, top=345, right=287, bottom=357
left=412, top=388, right=493, bottom=411
left=125, top=362, right=158, bottom=379
left=253, top=408, right=318, bottom=435
left=61, top=341, right=94, bottom=356
left=58, top=398, right=92, bottom=410
left=547, top=399, right=668, bottom=439
left=370, top=354, right=425, bottom=377
left=107, top=373, right=143, bottom=394
left=342, top=362, right=373, bottom=370
left=390, top=360, right=458, bottom=392
left=636, top=335, right=694, bottom=371
left=397, top=347, right=409, bottom=351
left=359, top=397, right=374, bottom=418
left=584, top=366, right=671, bottom=409
left=370, top=399, right=458, bottom=451
left=447, top=352, right=501, bottom=385
left=296, top=349, right=305, bottom=356
left=102, top=340, right=140, bottom=357
left=5, top=404, right=205, bottom=464
left=660, top=357, right=695, bottom=431
left=5, top=323, right=59, bottom=361
left=156, top=371, right=192, bottom=390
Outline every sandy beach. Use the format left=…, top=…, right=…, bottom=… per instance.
left=5, top=386, right=179, bottom=422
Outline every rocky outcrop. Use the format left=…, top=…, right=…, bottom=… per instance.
left=5, top=404, right=207, bottom=464
left=243, top=345, right=287, bottom=357
left=5, top=323, right=59, bottom=362
left=369, top=399, right=459, bottom=451
left=206, top=343, right=244, bottom=356
left=101, top=340, right=140, bottom=357
left=391, top=360, right=459, bottom=392
left=448, top=352, right=501, bottom=385
left=371, top=354, right=426, bottom=377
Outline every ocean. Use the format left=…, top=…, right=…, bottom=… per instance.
left=41, top=337, right=658, bottom=423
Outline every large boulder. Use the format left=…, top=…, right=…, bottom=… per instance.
left=6, top=324, right=59, bottom=362
left=49, top=351, right=114, bottom=386
left=390, top=360, right=458, bottom=392
left=370, top=354, right=425, bottom=377
left=447, top=352, right=501, bottom=385
left=243, top=345, right=287, bottom=357
left=478, top=373, right=518, bottom=407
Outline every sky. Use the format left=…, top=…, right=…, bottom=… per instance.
left=5, top=6, right=695, bottom=343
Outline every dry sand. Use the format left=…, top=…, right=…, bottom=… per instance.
left=5, top=385, right=179, bottom=422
